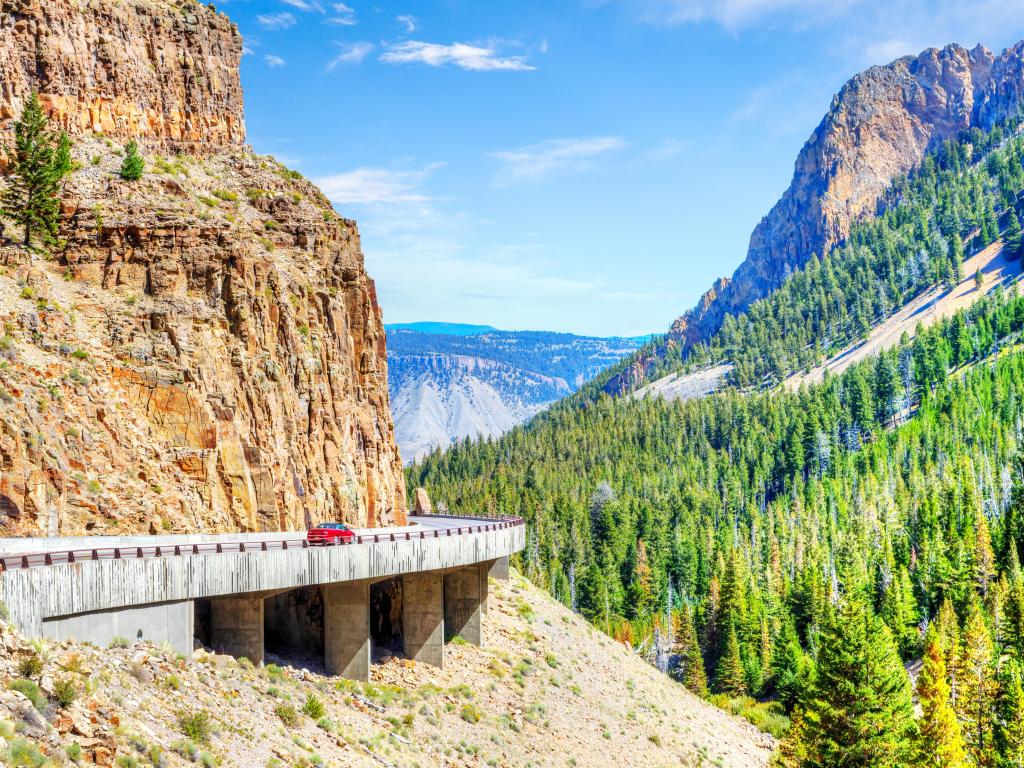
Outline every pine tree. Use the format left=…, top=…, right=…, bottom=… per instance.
left=673, top=606, right=709, bottom=697
left=959, top=600, right=997, bottom=766
left=0, top=92, right=71, bottom=249
left=715, top=619, right=747, bottom=696
left=1005, top=208, right=1023, bottom=260
left=915, top=625, right=969, bottom=768
left=935, top=598, right=963, bottom=708
left=975, top=507, right=997, bottom=598
left=119, top=140, right=145, bottom=181
left=799, top=595, right=916, bottom=768
left=994, top=659, right=1024, bottom=767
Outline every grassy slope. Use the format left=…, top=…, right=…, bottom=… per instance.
left=0, top=573, right=773, bottom=768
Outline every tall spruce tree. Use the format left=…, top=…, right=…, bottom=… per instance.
left=915, top=626, right=969, bottom=768
left=715, top=619, right=747, bottom=696
left=1, top=92, right=71, bottom=249
left=994, top=659, right=1024, bottom=768
left=798, top=595, right=916, bottom=768
left=959, top=600, right=997, bottom=766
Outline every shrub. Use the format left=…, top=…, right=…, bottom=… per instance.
left=9, top=679, right=46, bottom=712
left=274, top=703, right=298, bottom=726
left=17, top=654, right=43, bottom=679
left=5, top=737, right=45, bottom=767
left=171, top=740, right=199, bottom=761
left=119, top=141, right=145, bottom=181
left=65, top=742, right=83, bottom=762
left=53, top=676, right=78, bottom=708
left=176, top=709, right=212, bottom=744
left=108, top=636, right=130, bottom=649
left=449, top=635, right=467, bottom=646
left=459, top=703, right=483, bottom=724
left=114, top=756, right=139, bottom=768
left=301, top=694, right=325, bottom=720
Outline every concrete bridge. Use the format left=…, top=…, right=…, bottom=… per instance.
left=0, top=515, right=525, bottom=680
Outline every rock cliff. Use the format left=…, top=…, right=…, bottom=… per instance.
left=0, top=0, right=406, bottom=534
left=0, top=0, right=244, bottom=152
left=613, top=40, right=1024, bottom=392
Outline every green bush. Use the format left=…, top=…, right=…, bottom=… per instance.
left=65, top=742, right=83, bottom=762
left=119, top=141, right=145, bottom=181
left=301, top=694, right=325, bottom=720
left=176, top=709, right=212, bottom=744
left=5, top=737, right=45, bottom=767
left=9, top=679, right=46, bottom=712
left=114, top=756, right=139, bottom=768
left=109, top=636, right=130, bottom=649
left=53, top=676, right=78, bottom=708
left=17, top=654, right=43, bottom=679
left=274, top=703, right=298, bottom=727
left=459, top=703, right=483, bottom=724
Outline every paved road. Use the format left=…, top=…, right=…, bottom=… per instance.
left=0, top=515, right=516, bottom=570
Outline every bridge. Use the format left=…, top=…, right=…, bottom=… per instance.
left=0, top=514, right=525, bottom=681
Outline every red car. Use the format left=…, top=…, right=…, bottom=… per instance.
left=306, top=522, right=355, bottom=545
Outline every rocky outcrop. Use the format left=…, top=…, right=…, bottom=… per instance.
left=659, top=40, right=1024, bottom=352
left=0, top=0, right=244, bottom=152
left=0, top=0, right=406, bottom=534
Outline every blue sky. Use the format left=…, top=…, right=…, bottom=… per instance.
left=223, top=0, right=1024, bottom=337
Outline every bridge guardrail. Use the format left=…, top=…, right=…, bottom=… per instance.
left=0, top=516, right=524, bottom=572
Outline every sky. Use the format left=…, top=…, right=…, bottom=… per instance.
left=221, top=0, right=1024, bottom=337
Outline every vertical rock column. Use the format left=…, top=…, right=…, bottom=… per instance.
left=323, top=581, right=371, bottom=681
left=444, top=565, right=484, bottom=646
left=210, top=594, right=265, bottom=663
left=402, top=571, right=444, bottom=668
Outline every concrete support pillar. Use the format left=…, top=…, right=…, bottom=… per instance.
left=479, top=561, right=490, bottom=616
left=40, top=600, right=193, bottom=658
left=488, top=556, right=510, bottom=582
left=210, top=595, right=264, bottom=664
left=323, top=581, right=370, bottom=682
left=444, top=565, right=483, bottom=646
left=403, top=571, right=444, bottom=668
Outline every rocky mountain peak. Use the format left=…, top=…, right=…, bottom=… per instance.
left=661, top=39, right=1024, bottom=354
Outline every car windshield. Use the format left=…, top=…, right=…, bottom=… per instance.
left=314, top=523, right=346, bottom=529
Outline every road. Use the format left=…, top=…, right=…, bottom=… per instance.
left=0, top=514, right=515, bottom=570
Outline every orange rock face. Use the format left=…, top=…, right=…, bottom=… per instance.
left=0, top=0, right=407, bottom=534
left=0, top=0, right=244, bottom=152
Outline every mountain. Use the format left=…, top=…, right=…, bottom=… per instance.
left=607, top=40, right=1024, bottom=393
left=385, top=321, right=500, bottom=335
left=387, top=328, right=642, bottom=462
left=0, top=0, right=406, bottom=534
left=411, top=39, right=1024, bottom=765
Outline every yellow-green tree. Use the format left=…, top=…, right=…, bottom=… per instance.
left=915, top=625, right=969, bottom=767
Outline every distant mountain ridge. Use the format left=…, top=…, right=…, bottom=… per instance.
left=387, top=327, right=642, bottom=462
left=385, top=321, right=500, bottom=336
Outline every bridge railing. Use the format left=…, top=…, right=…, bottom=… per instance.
left=0, top=517, right=524, bottom=572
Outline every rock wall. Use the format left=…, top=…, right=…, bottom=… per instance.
left=0, top=0, right=407, bottom=534
left=0, top=0, right=244, bottom=151
left=661, top=40, right=1024, bottom=352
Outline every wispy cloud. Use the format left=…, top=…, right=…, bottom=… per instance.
left=326, top=41, right=375, bottom=71
left=489, top=137, right=626, bottom=184
left=281, top=0, right=324, bottom=12
left=264, top=54, right=287, bottom=68
left=257, top=11, right=297, bottom=30
left=325, top=1, right=358, bottom=25
left=603, top=0, right=858, bottom=30
left=314, top=164, right=444, bottom=206
left=380, top=40, right=536, bottom=71
left=397, top=14, right=418, bottom=33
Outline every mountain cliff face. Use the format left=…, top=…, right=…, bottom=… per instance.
left=388, top=328, right=643, bottom=462
left=0, top=0, right=244, bottom=153
left=0, top=0, right=406, bottom=535
left=609, top=40, right=1024, bottom=392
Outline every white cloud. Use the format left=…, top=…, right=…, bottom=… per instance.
left=314, top=164, right=444, bottom=206
left=397, top=14, right=418, bottom=33
left=281, top=0, right=324, bottom=12
left=325, top=2, right=358, bottom=25
left=264, top=54, right=287, bottom=67
left=326, top=41, right=375, bottom=71
left=380, top=40, right=536, bottom=71
left=489, top=137, right=626, bottom=183
left=257, top=11, right=297, bottom=30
